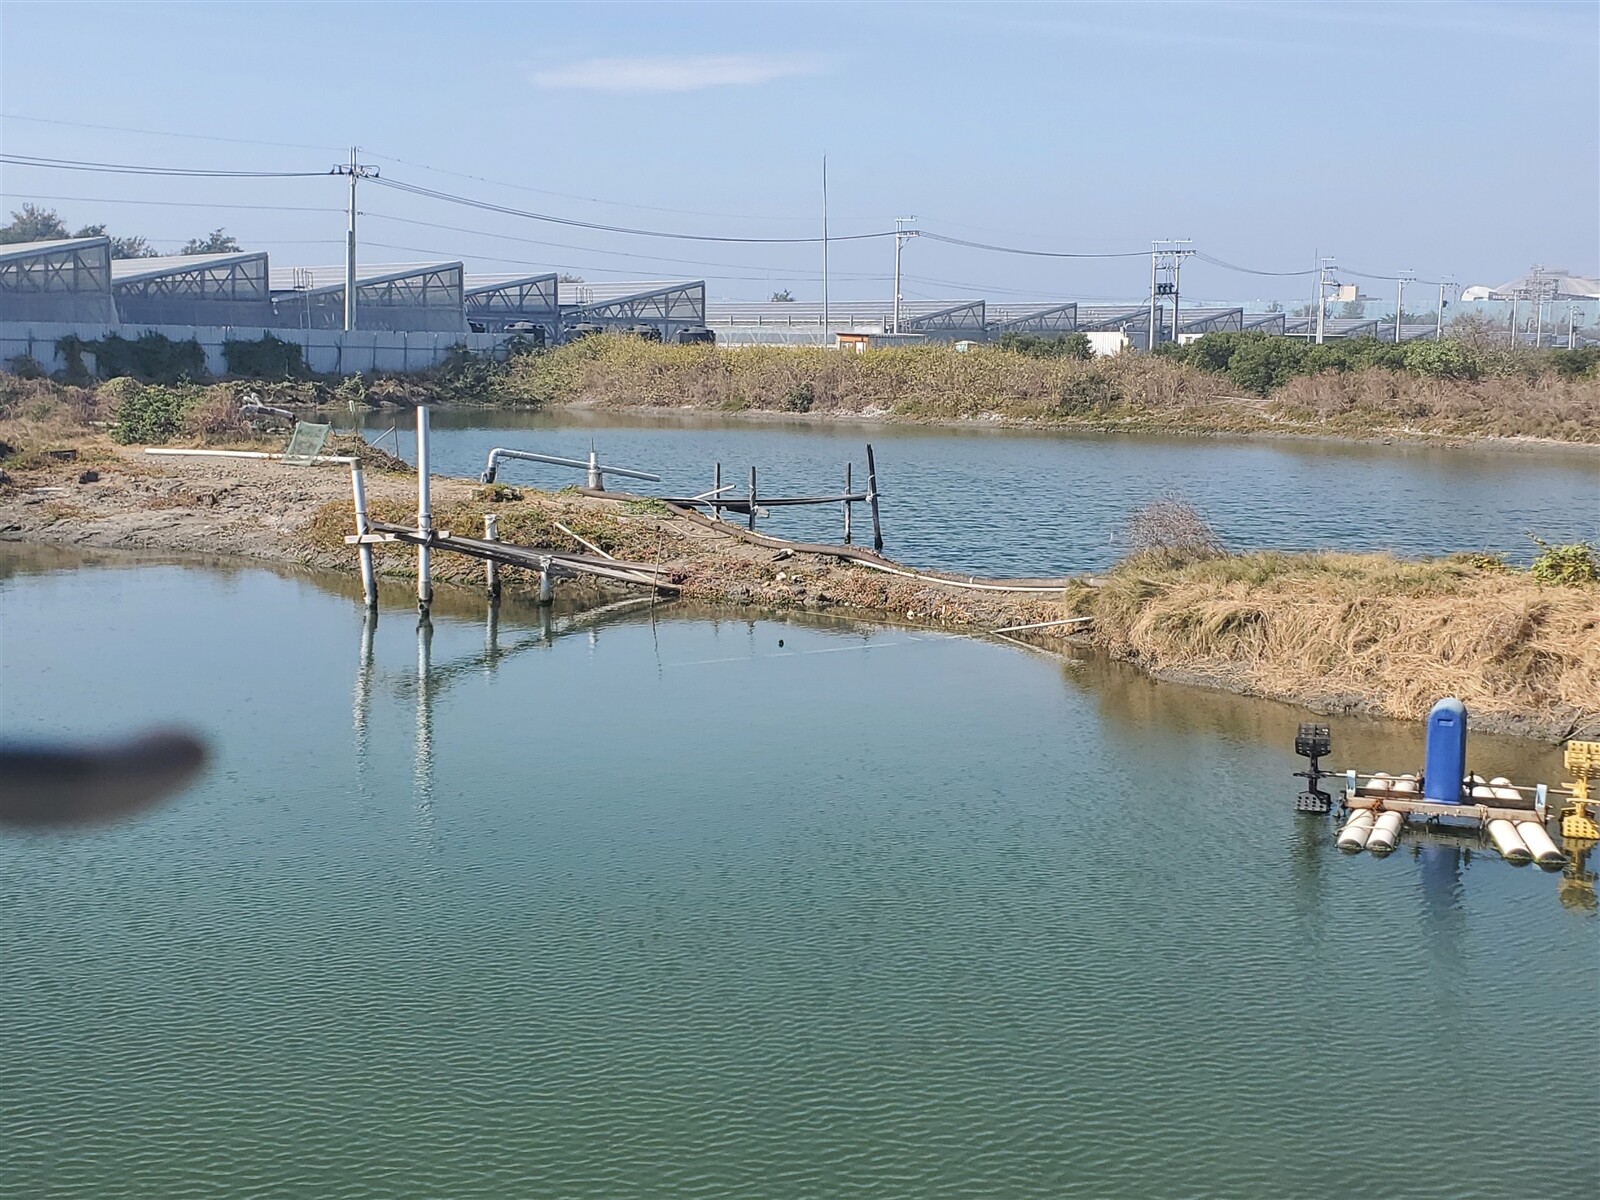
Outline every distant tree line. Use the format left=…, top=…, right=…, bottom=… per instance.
left=0, top=204, right=241, bottom=259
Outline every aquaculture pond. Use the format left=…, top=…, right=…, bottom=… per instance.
left=355, top=408, right=1600, bottom=576
left=2, top=548, right=1593, bottom=1199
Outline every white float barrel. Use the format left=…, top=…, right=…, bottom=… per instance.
left=1392, top=774, right=1420, bottom=798
left=1485, top=819, right=1531, bottom=863
left=1469, top=774, right=1496, bottom=802
left=1367, top=810, right=1405, bottom=854
left=1368, top=772, right=1393, bottom=799
left=1337, top=809, right=1377, bottom=851
left=1516, top=821, right=1565, bottom=866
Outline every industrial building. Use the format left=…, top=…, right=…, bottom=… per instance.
left=111, top=251, right=272, bottom=326
left=561, top=280, right=706, bottom=339
left=466, top=273, right=560, bottom=336
left=268, top=262, right=466, bottom=332
left=0, top=236, right=116, bottom=323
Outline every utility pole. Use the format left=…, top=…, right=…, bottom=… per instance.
left=1149, top=239, right=1191, bottom=348
left=821, top=156, right=829, bottom=347
left=1171, top=239, right=1192, bottom=347
left=892, top=217, right=917, bottom=335
left=1315, top=258, right=1337, bottom=345
left=1394, top=271, right=1414, bottom=344
left=1436, top=276, right=1452, bottom=342
left=1508, top=292, right=1520, bottom=347
left=332, top=147, right=378, bottom=332
left=1569, top=302, right=1580, bottom=350
left=1149, top=243, right=1159, bottom=351
left=1531, top=267, right=1545, bottom=349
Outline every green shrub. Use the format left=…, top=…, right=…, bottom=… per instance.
left=999, top=331, right=1092, bottom=360
left=1402, top=338, right=1479, bottom=380
left=779, top=382, right=814, bottom=412
left=5, top=353, right=46, bottom=379
left=111, top=383, right=202, bottom=444
left=1529, top=537, right=1598, bottom=586
left=223, top=334, right=305, bottom=379
left=1057, top=367, right=1121, bottom=415
left=1548, top=345, right=1600, bottom=380
left=1225, top=335, right=1311, bottom=395
left=57, top=331, right=207, bottom=385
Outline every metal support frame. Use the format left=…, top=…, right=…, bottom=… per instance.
left=480, top=446, right=661, bottom=489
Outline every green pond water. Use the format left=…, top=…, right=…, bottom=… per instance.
left=0, top=547, right=1595, bottom=1199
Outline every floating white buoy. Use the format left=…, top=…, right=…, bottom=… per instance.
left=1337, top=808, right=1377, bottom=852
left=1517, top=821, right=1565, bottom=867
left=1367, top=810, right=1405, bottom=854
left=1469, top=773, right=1496, bottom=802
left=1369, top=772, right=1394, bottom=798
left=1391, top=773, right=1419, bottom=797
left=1488, top=777, right=1522, bottom=805
left=1485, top=818, right=1532, bottom=864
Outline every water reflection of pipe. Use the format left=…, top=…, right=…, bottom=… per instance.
left=353, top=610, right=376, bottom=794
left=414, top=616, right=435, bottom=831
left=485, top=600, right=500, bottom=678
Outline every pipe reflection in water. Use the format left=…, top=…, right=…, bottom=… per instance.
left=414, top=616, right=435, bottom=833
left=353, top=610, right=376, bottom=799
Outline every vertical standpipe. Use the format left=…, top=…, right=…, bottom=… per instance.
left=349, top=461, right=377, bottom=610
left=1423, top=697, right=1468, bottom=804
left=416, top=406, right=433, bottom=613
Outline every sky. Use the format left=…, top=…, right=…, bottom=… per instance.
left=1, top=0, right=1595, bottom=308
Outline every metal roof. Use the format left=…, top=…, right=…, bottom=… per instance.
left=111, top=251, right=267, bottom=284
left=269, top=262, right=463, bottom=295
left=0, top=236, right=109, bottom=264
left=563, top=280, right=699, bottom=305
left=465, top=272, right=559, bottom=296
left=705, top=299, right=980, bottom=324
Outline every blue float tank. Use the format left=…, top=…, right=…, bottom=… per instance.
left=1423, top=698, right=1468, bottom=804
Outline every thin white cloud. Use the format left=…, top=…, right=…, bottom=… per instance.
left=530, top=53, right=821, bottom=93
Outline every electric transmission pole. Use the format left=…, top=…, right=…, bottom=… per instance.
left=1436, top=276, right=1452, bottom=342
left=1394, top=271, right=1414, bottom=344
left=332, top=147, right=379, bottom=332
left=1315, top=258, right=1337, bottom=345
left=1149, top=240, right=1191, bottom=348
left=892, top=217, right=917, bottom=335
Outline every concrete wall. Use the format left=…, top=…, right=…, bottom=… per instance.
left=0, top=322, right=505, bottom=377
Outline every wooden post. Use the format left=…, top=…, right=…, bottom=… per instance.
left=349, top=461, right=377, bottom=610
left=843, top=462, right=852, bottom=544
left=748, top=466, right=757, bottom=531
left=713, top=462, right=722, bottom=522
left=865, top=442, right=883, bottom=552
left=484, top=513, right=501, bottom=599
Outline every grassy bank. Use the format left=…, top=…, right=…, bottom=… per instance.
left=1060, top=548, right=1599, bottom=736
left=503, top=335, right=1600, bottom=443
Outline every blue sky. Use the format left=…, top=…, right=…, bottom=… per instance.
left=1, top=0, right=1594, bottom=306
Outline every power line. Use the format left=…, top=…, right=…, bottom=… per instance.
left=361, top=147, right=866, bottom=225
left=1193, top=252, right=1315, bottom=277
left=2, top=192, right=343, bottom=214
left=0, top=112, right=343, bottom=153
left=919, top=231, right=1146, bottom=259
left=370, top=175, right=896, bottom=245
left=0, top=153, right=325, bottom=179
left=361, top=240, right=858, bottom=284
left=361, top=210, right=863, bottom=278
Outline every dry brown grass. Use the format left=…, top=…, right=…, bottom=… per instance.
left=1267, top=368, right=1600, bottom=441
left=1075, top=550, right=1600, bottom=733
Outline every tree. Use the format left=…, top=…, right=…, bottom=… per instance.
left=180, top=228, right=241, bottom=255
left=558, top=273, right=584, bottom=283
left=73, top=223, right=157, bottom=259
left=0, top=203, right=70, bottom=243
left=769, top=289, right=795, bottom=302
left=1337, top=299, right=1366, bottom=319
left=1265, top=300, right=1283, bottom=313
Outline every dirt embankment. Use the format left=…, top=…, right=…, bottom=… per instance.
left=3, top=440, right=1595, bottom=742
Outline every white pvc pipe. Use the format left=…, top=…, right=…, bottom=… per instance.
left=1367, top=810, right=1405, bottom=854
left=1337, top=808, right=1376, bottom=852
left=1486, top=819, right=1532, bottom=863
left=416, top=406, right=432, bottom=612
left=146, top=448, right=358, bottom=465
left=349, top=462, right=377, bottom=609
left=1516, top=821, right=1565, bottom=866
